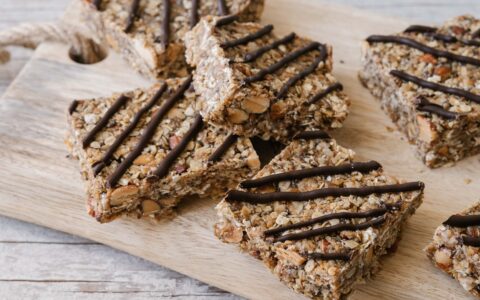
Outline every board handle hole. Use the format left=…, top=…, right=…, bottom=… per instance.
left=68, top=38, right=107, bottom=65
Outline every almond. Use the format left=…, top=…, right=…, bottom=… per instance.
left=142, top=199, right=160, bottom=215
left=133, top=154, right=154, bottom=165
left=169, top=135, right=181, bottom=149
left=434, top=66, right=451, bottom=79
left=227, top=108, right=249, bottom=124
left=242, top=95, right=270, bottom=114
left=434, top=249, right=452, bottom=269
left=110, top=185, right=139, bottom=206
left=246, top=153, right=260, bottom=170
left=417, top=115, right=438, bottom=143
left=220, top=223, right=243, bottom=243
left=276, top=248, right=306, bottom=266
left=271, top=101, right=287, bottom=120
left=419, top=54, right=437, bottom=64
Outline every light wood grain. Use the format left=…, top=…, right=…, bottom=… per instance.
left=1, top=1, right=480, bottom=299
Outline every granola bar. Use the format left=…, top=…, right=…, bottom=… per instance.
left=184, top=17, right=350, bottom=141
left=79, top=0, right=264, bottom=78
left=66, top=76, right=260, bottom=223
left=425, top=202, right=480, bottom=297
left=215, top=131, right=424, bottom=299
left=360, top=15, right=480, bottom=168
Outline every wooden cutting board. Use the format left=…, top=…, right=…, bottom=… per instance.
left=0, top=0, right=478, bottom=299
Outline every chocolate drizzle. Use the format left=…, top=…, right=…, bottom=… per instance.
left=306, top=82, right=343, bottom=105
left=68, top=100, right=79, bottom=115
left=367, top=35, right=480, bottom=66
left=226, top=181, right=424, bottom=204
left=241, top=161, right=382, bottom=189
left=416, top=97, right=458, bottom=120
left=221, top=25, right=274, bottom=49
left=391, top=70, right=480, bottom=104
left=276, top=46, right=328, bottom=100
left=216, top=15, right=238, bottom=27
left=462, top=236, right=480, bottom=247
left=208, top=134, right=238, bottom=162
left=265, top=207, right=389, bottom=237
left=217, top=0, right=228, bottom=16
left=293, top=131, right=330, bottom=140
left=82, top=95, right=129, bottom=149
left=243, top=42, right=323, bottom=84
left=160, top=0, right=171, bottom=46
left=151, top=114, right=203, bottom=179
left=244, top=33, right=296, bottom=63
left=106, top=77, right=192, bottom=188
left=404, top=25, right=437, bottom=33
left=91, top=84, right=168, bottom=176
left=274, top=216, right=386, bottom=242
left=443, top=214, right=480, bottom=228
left=308, top=252, right=351, bottom=261
left=93, top=0, right=102, bottom=10
left=190, top=0, right=199, bottom=28
left=124, top=0, right=141, bottom=33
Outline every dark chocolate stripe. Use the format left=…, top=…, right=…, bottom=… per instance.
left=244, top=42, right=322, bottom=84
left=106, top=77, right=192, bottom=188
left=462, top=236, right=480, bottom=247
left=151, top=114, right=203, bottom=179
left=276, top=45, right=328, bottom=100
left=244, top=32, right=296, bottom=63
left=217, top=0, right=228, bottom=15
left=68, top=100, right=79, bottom=115
left=82, top=95, right=129, bottom=149
left=275, top=216, right=386, bottom=242
left=92, top=84, right=168, bottom=176
left=208, top=134, right=238, bottom=162
left=265, top=207, right=388, bottom=237
left=226, top=181, right=424, bottom=204
left=93, top=0, right=102, bottom=10
left=473, top=28, right=480, bottom=40
left=416, top=97, right=458, bottom=120
left=124, top=0, right=141, bottom=33
left=391, top=70, right=480, bottom=104
left=308, top=252, right=351, bottom=261
left=443, top=214, right=480, bottom=228
left=216, top=15, right=238, bottom=27
left=241, top=161, right=382, bottom=189
left=306, top=82, right=343, bottom=105
left=404, top=25, right=437, bottom=33
left=293, top=131, right=330, bottom=140
left=160, top=0, right=171, bottom=46
left=221, top=25, right=274, bottom=49
left=190, top=0, right=199, bottom=28
left=367, top=35, right=480, bottom=66
left=405, top=26, right=480, bottom=47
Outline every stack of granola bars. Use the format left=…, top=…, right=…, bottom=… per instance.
left=66, top=1, right=426, bottom=298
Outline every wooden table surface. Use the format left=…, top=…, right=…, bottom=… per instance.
left=1, top=1, right=479, bottom=299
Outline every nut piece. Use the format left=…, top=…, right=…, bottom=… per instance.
left=417, top=115, right=438, bottom=143
left=242, top=95, right=270, bottom=114
left=227, top=108, right=249, bottom=124
left=271, top=101, right=287, bottom=120
left=434, top=249, right=452, bottom=269
left=142, top=199, right=161, bottom=215
left=276, top=248, right=306, bottom=266
left=246, top=153, right=260, bottom=170
left=134, top=154, right=154, bottom=165
left=218, top=223, right=243, bottom=243
left=110, top=185, right=139, bottom=206
left=419, top=54, right=437, bottom=64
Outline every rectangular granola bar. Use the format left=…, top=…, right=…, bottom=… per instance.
left=66, top=76, right=260, bottom=223
left=360, top=15, right=480, bottom=168
left=184, top=17, right=350, bottom=141
left=215, top=131, right=424, bottom=299
left=79, top=0, right=264, bottom=78
left=425, top=202, right=480, bottom=297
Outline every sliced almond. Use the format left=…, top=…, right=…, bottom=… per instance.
left=227, top=108, right=249, bottom=124
left=242, top=95, right=270, bottom=114
left=417, top=115, right=438, bottom=143
left=142, top=199, right=161, bottom=215
left=271, top=101, right=287, bottom=120
left=110, top=185, right=139, bottom=206
left=276, top=248, right=306, bottom=266
left=246, top=153, right=260, bottom=170
left=134, top=154, right=154, bottom=165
